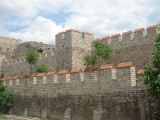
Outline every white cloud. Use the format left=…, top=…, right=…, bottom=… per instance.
left=64, top=0, right=160, bottom=37
left=0, top=0, right=160, bottom=43
left=7, top=16, right=64, bottom=44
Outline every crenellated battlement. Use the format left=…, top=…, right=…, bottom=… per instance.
left=1, top=61, right=145, bottom=95
left=0, top=36, right=21, bottom=53
left=0, top=36, right=21, bottom=43
left=56, top=29, right=93, bottom=36
left=92, top=25, right=157, bottom=45
left=4, top=50, right=54, bottom=66
left=3, top=50, right=56, bottom=77
left=1, top=24, right=159, bottom=80
left=0, top=25, right=156, bottom=120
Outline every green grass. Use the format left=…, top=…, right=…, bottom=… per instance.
left=0, top=115, right=7, bottom=120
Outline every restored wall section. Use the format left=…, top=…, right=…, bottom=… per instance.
left=1, top=62, right=157, bottom=120
left=96, top=25, right=157, bottom=69
left=1, top=62, right=141, bottom=96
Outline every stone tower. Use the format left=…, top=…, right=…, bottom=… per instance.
left=0, top=36, right=21, bottom=53
left=55, top=29, right=93, bottom=70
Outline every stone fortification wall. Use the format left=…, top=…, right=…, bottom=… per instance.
left=14, top=41, right=55, bottom=58
left=2, top=25, right=159, bottom=77
left=0, top=55, right=5, bottom=75
left=3, top=50, right=56, bottom=77
left=0, top=36, right=21, bottom=75
left=1, top=62, right=141, bottom=96
left=56, top=29, right=93, bottom=70
left=0, top=62, right=158, bottom=120
left=0, top=36, right=21, bottom=53
left=93, top=25, right=158, bottom=69
left=2, top=29, right=93, bottom=77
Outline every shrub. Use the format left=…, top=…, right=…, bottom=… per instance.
left=36, top=65, right=49, bottom=73
left=0, top=82, right=13, bottom=113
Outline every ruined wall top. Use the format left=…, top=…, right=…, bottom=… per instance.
left=0, top=36, right=21, bottom=53
left=14, top=41, right=55, bottom=58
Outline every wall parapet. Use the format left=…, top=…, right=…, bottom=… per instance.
left=92, top=25, right=158, bottom=45
left=3, top=50, right=55, bottom=66
left=0, top=62, right=142, bottom=91
left=56, top=29, right=93, bottom=37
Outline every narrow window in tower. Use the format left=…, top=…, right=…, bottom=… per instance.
left=7, top=48, right=9, bottom=51
left=0, top=47, right=2, bottom=51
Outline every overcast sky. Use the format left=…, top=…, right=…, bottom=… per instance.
left=0, top=0, right=160, bottom=44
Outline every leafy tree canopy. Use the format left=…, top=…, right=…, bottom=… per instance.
left=84, top=41, right=112, bottom=67
left=24, top=49, right=39, bottom=65
left=140, top=24, right=160, bottom=96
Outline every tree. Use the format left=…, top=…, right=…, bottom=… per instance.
left=36, top=65, right=49, bottom=73
left=24, top=49, right=39, bottom=74
left=84, top=41, right=112, bottom=67
left=140, top=24, right=160, bottom=96
left=0, top=82, right=13, bottom=113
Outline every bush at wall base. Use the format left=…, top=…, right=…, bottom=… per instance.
left=0, top=82, right=13, bottom=113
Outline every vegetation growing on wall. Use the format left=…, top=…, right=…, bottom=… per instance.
left=24, top=49, right=39, bottom=74
left=0, top=82, right=13, bottom=113
left=140, top=24, right=160, bottom=96
left=83, top=41, right=112, bottom=67
left=36, top=65, right=49, bottom=73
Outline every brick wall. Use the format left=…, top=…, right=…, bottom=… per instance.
left=0, top=62, right=158, bottom=119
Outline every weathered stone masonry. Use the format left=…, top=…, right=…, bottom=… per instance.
left=0, top=36, right=21, bottom=53
left=1, top=25, right=160, bottom=120
left=2, top=25, right=158, bottom=77
left=2, top=29, right=93, bottom=77
left=1, top=62, right=158, bottom=120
